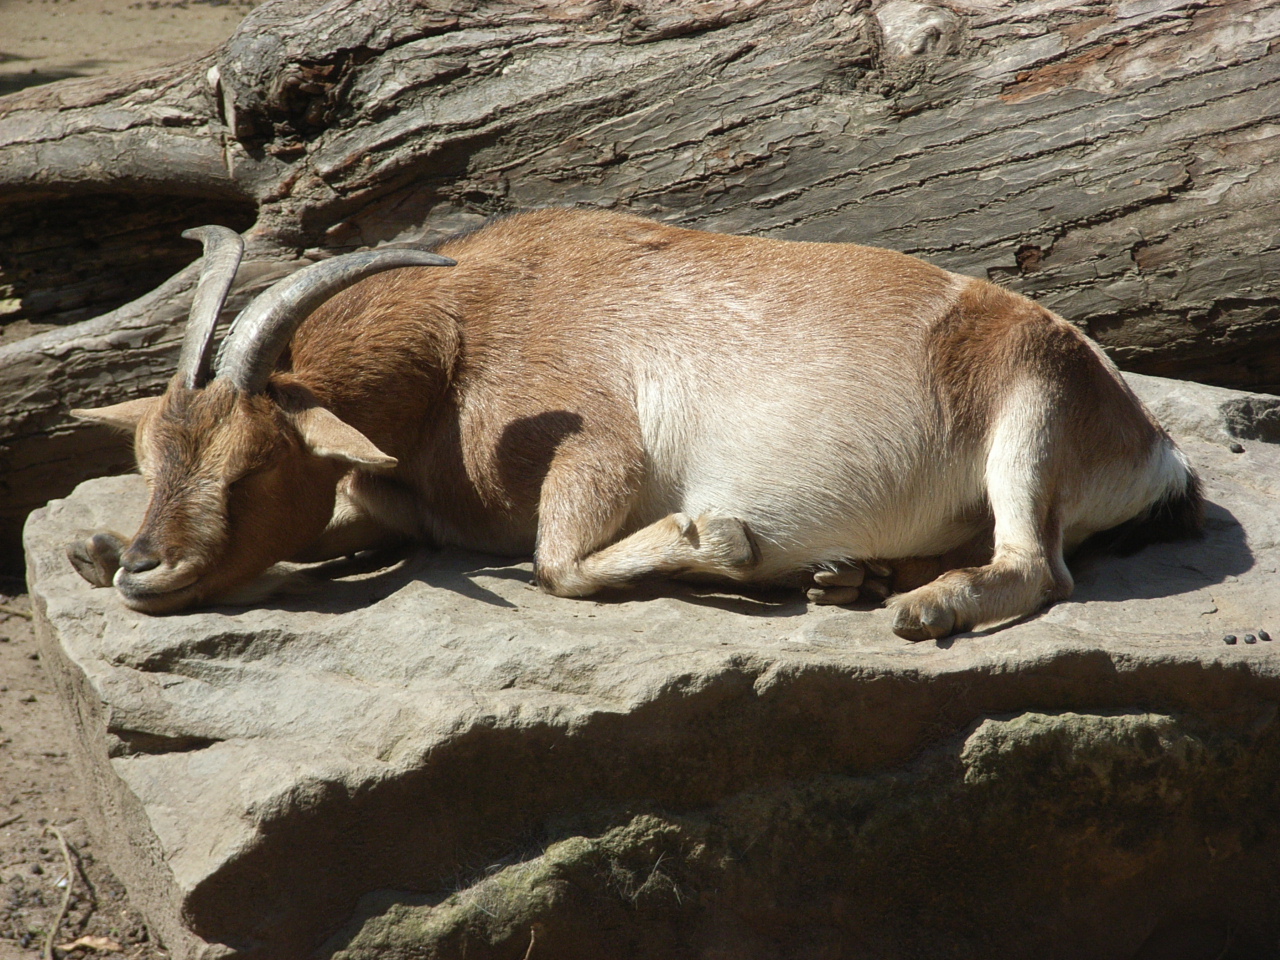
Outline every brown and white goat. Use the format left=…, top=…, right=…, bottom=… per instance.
left=68, top=209, right=1201, bottom=640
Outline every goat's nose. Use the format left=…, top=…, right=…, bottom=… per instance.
left=119, top=543, right=161, bottom=574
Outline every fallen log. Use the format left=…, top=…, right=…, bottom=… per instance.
left=3, top=0, right=1279, bottom=571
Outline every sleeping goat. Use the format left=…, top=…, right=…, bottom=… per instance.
left=68, top=209, right=1201, bottom=640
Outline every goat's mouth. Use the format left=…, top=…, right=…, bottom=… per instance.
left=114, top=564, right=203, bottom=614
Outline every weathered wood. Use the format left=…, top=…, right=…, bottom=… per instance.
left=2, top=0, right=1279, bottom=571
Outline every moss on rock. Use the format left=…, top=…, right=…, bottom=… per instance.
left=329, top=709, right=1280, bottom=959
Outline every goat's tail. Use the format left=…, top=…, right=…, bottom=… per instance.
left=1091, top=449, right=1205, bottom=557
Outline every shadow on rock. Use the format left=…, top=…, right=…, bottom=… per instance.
left=1069, top=500, right=1252, bottom=603
left=250, top=548, right=527, bottom=615
left=249, top=497, right=1250, bottom=619
left=259, top=546, right=818, bottom=618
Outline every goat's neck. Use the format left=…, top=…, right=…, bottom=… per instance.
left=288, top=312, right=461, bottom=460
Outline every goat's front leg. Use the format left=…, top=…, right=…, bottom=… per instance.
left=67, top=531, right=129, bottom=587
left=289, top=484, right=408, bottom=563
left=530, top=430, right=759, bottom=596
left=537, top=509, right=760, bottom=597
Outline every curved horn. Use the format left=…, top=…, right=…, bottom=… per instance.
left=177, top=226, right=245, bottom=389
left=214, top=248, right=456, bottom=394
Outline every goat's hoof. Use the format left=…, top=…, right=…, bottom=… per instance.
left=687, top=512, right=759, bottom=568
left=814, top=565, right=864, bottom=588
left=806, top=560, right=894, bottom=606
left=889, top=593, right=957, bottom=642
left=672, top=513, right=697, bottom=540
left=861, top=580, right=892, bottom=603
left=807, top=584, right=861, bottom=605
left=66, top=531, right=126, bottom=588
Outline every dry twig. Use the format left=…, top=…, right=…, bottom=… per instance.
left=0, top=603, right=32, bottom=620
left=42, top=825, right=77, bottom=960
left=521, top=924, right=539, bottom=960
left=56, top=935, right=124, bottom=954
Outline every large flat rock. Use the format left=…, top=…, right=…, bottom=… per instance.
left=23, top=373, right=1280, bottom=960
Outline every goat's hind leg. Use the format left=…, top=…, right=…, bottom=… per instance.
left=888, top=393, right=1073, bottom=641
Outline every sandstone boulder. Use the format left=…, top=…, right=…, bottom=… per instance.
left=23, top=373, right=1280, bottom=960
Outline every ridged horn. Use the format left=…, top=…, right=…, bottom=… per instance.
left=214, top=247, right=456, bottom=394
left=177, top=226, right=245, bottom=389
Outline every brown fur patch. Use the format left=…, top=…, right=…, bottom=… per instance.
left=927, top=278, right=1159, bottom=473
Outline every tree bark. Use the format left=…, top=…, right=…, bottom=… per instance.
left=2, top=0, right=1279, bottom=571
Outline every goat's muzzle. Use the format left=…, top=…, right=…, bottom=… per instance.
left=114, top=553, right=203, bottom=613
left=119, top=539, right=161, bottom=574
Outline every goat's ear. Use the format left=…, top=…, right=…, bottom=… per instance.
left=70, top=397, right=161, bottom=434
left=292, top=406, right=398, bottom=470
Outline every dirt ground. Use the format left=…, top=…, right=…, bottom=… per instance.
left=2, top=5, right=263, bottom=957
left=0, top=587, right=161, bottom=960
left=0, top=0, right=260, bottom=96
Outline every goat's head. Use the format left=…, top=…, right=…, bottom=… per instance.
left=72, top=227, right=453, bottom=613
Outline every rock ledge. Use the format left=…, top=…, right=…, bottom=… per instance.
left=24, top=374, right=1280, bottom=959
